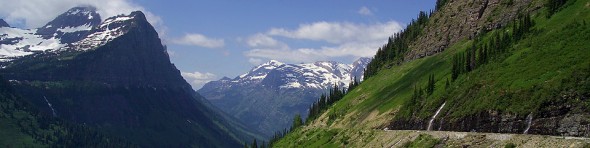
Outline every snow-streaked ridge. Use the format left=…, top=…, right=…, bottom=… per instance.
left=202, top=58, right=370, bottom=93
left=62, top=14, right=136, bottom=51
left=0, top=11, right=138, bottom=61
left=0, top=27, right=64, bottom=60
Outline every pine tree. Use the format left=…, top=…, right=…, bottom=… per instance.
left=251, top=139, right=257, bottom=148
left=291, top=114, right=303, bottom=130
left=426, top=74, right=436, bottom=96
left=445, top=78, right=450, bottom=90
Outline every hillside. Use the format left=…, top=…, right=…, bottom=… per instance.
left=274, top=0, right=590, bottom=147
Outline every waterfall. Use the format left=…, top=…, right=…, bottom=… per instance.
left=427, top=102, right=446, bottom=131
left=523, top=113, right=533, bottom=134
left=43, top=96, right=57, bottom=117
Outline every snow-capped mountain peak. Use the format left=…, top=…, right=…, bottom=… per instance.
left=0, top=7, right=143, bottom=61
left=237, top=60, right=285, bottom=80
left=262, top=61, right=352, bottom=89
left=36, top=6, right=102, bottom=43
left=200, top=58, right=371, bottom=93
left=63, top=11, right=143, bottom=51
left=255, top=60, right=284, bottom=70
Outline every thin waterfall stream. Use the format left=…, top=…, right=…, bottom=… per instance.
left=43, top=96, right=57, bottom=117
left=523, top=113, right=533, bottom=134
left=427, top=102, right=446, bottom=131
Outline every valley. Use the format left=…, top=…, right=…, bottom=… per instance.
left=0, top=0, right=589, bottom=147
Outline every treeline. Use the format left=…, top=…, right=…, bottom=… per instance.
left=364, top=11, right=431, bottom=79
left=364, top=0, right=566, bottom=80
left=546, top=0, right=573, bottom=17
left=307, top=78, right=360, bottom=123
left=403, top=13, right=535, bottom=117
left=406, top=74, right=438, bottom=113
left=255, top=79, right=361, bottom=148
left=452, top=14, right=534, bottom=80
left=435, top=0, right=449, bottom=11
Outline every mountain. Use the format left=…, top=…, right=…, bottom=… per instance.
left=198, top=58, right=370, bottom=136
left=36, top=6, right=102, bottom=44
left=0, top=19, right=9, bottom=28
left=274, top=0, right=590, bottom=147
left=0, top=7, right=261, bottom=147
left=0, top=7, right=104, bottom=61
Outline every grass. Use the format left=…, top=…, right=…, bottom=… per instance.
left=331, top=0, right=590, bottom=120
left=274, top=0, right=590, bottom=146
left=272, top=128, right=341, bottom=148
left=401, top=134, right=440, bottom=148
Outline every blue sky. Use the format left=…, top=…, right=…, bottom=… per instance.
left=0, top=0, right=435, bottom=89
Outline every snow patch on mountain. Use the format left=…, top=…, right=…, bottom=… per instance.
left=237, top=60, right=285, bottom=82
left=0, top=7, right=139, bottom=61
left=63, top=14, right=137, bottom=51
left=200, top=58, right=371, bottom=93
left=56, top=24, right=93, bottom=33
left=0, top=27, right=64, bottom=60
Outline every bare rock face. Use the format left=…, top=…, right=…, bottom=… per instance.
left=388, top=108, right=590, bottom=137
left=557, top=114, right=590, bottom=137
left=405, top=0, right=542, bottom=61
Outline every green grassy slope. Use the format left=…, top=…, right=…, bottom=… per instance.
left=274, top=0, right=590, bottom=147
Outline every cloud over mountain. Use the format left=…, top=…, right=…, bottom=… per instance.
left=244, top=21, right=403, bottom=64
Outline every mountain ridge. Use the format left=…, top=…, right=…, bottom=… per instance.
left=198, top=57, right=370, bottom=136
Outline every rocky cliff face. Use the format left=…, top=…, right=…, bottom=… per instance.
left=406, top=0, right=542, bottom=60
left=388, top=111, right=590, bottom=137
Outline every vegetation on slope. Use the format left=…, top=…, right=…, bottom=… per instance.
left=274, top=0, right=590, bottom=146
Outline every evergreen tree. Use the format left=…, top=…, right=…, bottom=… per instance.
left=436, top=0, right=449, bottom=10
left=547, top=0, right=570, bottom=17
left=427, top=74, right=436, bottom=96
left=291, top=114, right=303, bottom=130
left=251, top=139, right=257, bottom=148
left=445, top=78, right=450, bottom=90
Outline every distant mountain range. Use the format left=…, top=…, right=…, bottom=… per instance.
left=0, top=6, right=261, bottom=147
left=198, top=57, right=370, bottom=136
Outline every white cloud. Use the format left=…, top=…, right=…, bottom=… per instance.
left=245, top=21, right=403, bottom=64
left=246, top=33, right=288, bottom=49
left=181, top=71, right=217, bottom=90
left=248, top=58, right=264, bottom=65
left=268, top=21, right=401, bottom=44
left=172, top=33, right=225, bottom=49
left=358, top=6, right=373, bottom=16
left=0, top=0, right=162, bottom=29
left=245, top=41, right=383, bottom=63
